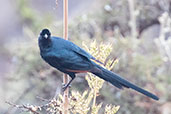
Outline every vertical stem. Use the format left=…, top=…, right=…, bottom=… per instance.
left=63, top=0, right=69, bottom=114
left=63, top=0, right=68, bottom=39
left=92, top=80, right=97, bottom=107
left=92, top=90, right=97, bottom=107
left=128, top=0, right=137, bottom=39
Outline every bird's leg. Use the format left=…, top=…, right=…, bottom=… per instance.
left=62, top=74, right=75, bottom=92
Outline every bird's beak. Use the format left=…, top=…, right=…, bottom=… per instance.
left=44, top=34, right=48, bottom=39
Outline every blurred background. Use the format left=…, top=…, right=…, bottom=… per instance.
left=0, top=0, right=171, bottom=113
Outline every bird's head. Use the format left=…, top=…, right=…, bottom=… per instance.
left=38, top=28, right=52, bottom=51
left=40, top=28, right=51, bottom=39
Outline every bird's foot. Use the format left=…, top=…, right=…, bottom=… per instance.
left=62, top=83, right=71, bottom=92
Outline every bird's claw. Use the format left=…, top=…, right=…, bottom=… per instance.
left=62, top=83, right=71, bottom=92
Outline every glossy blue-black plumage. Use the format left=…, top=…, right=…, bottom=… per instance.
left=38, top=29, right=159, bottom=100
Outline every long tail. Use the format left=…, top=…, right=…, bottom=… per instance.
left=92, top=65, right=159, bottom=100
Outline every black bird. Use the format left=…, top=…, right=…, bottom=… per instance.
left=38, top=28, right=159, bottom=100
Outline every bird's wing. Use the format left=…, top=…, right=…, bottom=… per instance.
left=69, top=43, right=103, bottom=65
left=53, top=37, right=103, bottom=65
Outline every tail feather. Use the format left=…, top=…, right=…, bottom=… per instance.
left=92, top=65, right=159, bottom=100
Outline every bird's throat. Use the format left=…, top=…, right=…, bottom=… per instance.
left=39, top=38, right=51, bottom=52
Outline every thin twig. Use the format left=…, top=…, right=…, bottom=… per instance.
left=6, top=101, right=40, bottom=114
left=36, top=96, right=50, bottom=102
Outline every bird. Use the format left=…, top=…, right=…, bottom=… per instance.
left=38, top=28, right=159, bottom=100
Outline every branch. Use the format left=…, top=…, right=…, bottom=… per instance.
left=6, top=101, right=40, bottom=114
